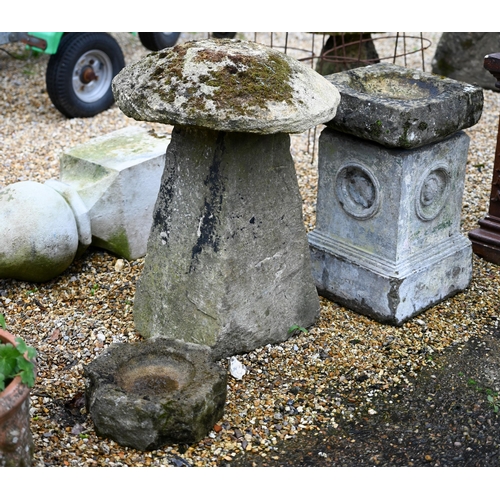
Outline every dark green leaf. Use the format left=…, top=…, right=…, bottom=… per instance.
left=0, top=338, right=36, bottom=389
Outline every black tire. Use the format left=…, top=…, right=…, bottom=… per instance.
left=211, top=32, right=237, bottom=39
left=45, top=32, right=125, bottom=118
left=138, top=32, right=181, bottom=51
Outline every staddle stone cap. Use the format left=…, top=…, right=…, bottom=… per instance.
left=112, top=38, right=341, bottom=134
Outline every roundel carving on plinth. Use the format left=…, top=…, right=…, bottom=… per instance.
left=335, top=164, right=380, bottom=220
left=416, top=165, right=451, bottom=221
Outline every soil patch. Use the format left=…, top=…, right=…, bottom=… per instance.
left=230, top=327, right=500, bottom=466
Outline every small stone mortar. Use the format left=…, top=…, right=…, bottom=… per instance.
left=84, top=338, right=227, bottom=450
left=324, top=63, right=483, bottom=149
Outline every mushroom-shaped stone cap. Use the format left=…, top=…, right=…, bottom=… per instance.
left=112, top=38, right=341, bottom=134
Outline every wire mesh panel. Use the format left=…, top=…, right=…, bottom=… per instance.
left=248, top=32, right=433, bottom=72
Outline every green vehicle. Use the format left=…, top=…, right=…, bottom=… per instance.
left=1, top=32, right=236, bottom=118
left=0, top=32, right=182, bottom=118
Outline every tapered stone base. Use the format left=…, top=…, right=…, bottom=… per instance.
left=309, top=231, right=472, bottom=325
left=134, top=126, right=320, bottom=359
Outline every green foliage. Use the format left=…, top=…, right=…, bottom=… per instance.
left=0, top=334, right=37, bottom=392
left=0, top=313, right=6, bottom=330
left=467, top=377, right=499, bottom=414
left=487, top=394, right=499, bottom=413
left=288, top=324, right=308, bottom=335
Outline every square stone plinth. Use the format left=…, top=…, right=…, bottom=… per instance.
left=308, top=128, right=472, bottom=325
left=59, top=126, right=169, bottom=259
left=324, top=63, right=483, bottom=149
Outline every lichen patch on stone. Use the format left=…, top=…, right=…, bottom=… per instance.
left=150, top=41, right=295, bottom=118
left=113, top=38, right=341, bottom=134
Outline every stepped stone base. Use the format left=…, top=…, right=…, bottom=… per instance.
left=309, top=231, right=472, bottom=325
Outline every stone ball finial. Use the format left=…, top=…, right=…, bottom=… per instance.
left=112, top=38, right=340, bottom=134
left=0, top=181, right=79, bottom=282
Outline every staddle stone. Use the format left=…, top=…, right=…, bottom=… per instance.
left=113, top=38, right=341, bottom=358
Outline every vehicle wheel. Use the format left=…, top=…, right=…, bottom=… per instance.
left=138, top=32, right=181, bottom=51
left=211, top=33, right=237, bottom=39
left=45, top=32, right=125, bottom=118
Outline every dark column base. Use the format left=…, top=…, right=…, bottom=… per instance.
left=469, top=214, right=500, bottom=265
left=471, top=53, right=500, bottom=265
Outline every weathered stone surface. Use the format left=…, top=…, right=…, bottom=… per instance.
left=0, top=181, right=79, bottom=282
left=115, top=38, right=327, bottom=358
left=432, top=32, right=500, bottom=91
left=112, top=38, right=340, bottom=134
left=133, top=128, right=320, bottom=359
left=85, top=338, right=227, bottom=450
left=324, top=63, right=483, bottom=148
left=0, top=126, right=167, bottom=283
left=309, top=128, right=472, bottom=325
left=59, top=126, right=169, bottom=259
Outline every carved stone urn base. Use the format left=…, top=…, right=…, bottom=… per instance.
left=309, top=128, right=472, bottom=325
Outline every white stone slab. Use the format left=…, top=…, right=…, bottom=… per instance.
left=59, top=126, right=170, bottom=259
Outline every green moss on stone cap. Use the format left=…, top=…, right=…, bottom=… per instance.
left=112, top=38, right=340, bottom=134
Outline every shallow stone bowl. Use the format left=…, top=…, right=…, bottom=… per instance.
left=324, top=63, right=483, bottom=149
left=85, top=338, right=227, bottom=451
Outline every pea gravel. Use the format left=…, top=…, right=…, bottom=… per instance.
left=0, top=32, right=499, bottom=467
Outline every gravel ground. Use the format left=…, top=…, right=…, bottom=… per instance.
left=1, top=32, right=499, bottom=467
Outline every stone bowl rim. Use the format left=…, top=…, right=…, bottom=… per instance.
left=325, top=62, right=481, bottom=106
left=85, top=338, right=225, bottom=403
